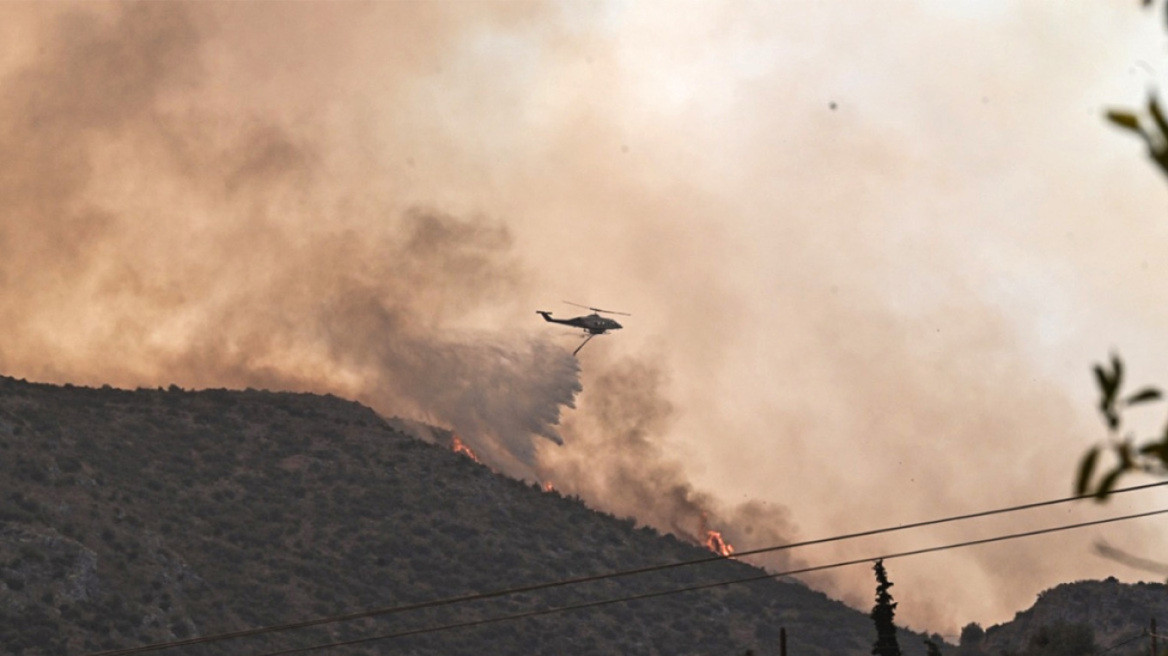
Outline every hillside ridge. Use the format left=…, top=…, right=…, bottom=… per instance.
left=962, top=577, right=1168, bottom=655
left=0, top=375, right=922, bottom=655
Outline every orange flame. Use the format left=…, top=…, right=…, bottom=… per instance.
left=542, top=481, right=555, bottom=492
left=699, top=513, right=735, bottom=557
left=705, top=529, right=735, bottom=557
left=450, top=434, right=481, bottom=463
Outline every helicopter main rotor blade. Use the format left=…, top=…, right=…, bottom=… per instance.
left=563, top=300, right=632, bottom=316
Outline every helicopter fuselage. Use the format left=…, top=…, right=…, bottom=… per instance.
left=536, top=311, right=622, bottom=335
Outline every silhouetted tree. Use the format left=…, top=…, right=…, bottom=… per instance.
left=871, top=559, right=902, bottom=656
left=958, top=622, right=985, bottom=655
left=924, top=638, right=944, bottom=656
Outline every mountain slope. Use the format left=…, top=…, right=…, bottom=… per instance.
left=968, top=578, right=1168, bottom=656
left=0, top=375, right=926, bottom=655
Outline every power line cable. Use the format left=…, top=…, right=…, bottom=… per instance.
left=248, top=506, right=1168, bottom=656
left=86, top=481, right=1168, bottom=656
left=1095, top=630, right=1147, bottom=654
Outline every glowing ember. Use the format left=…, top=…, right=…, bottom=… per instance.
left=699, top=514, right=735, bottom=557
left=542, top=481, right=555, bottom=492
left=450, top=435, right=481, bottom=463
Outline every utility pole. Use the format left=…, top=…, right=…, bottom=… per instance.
left=780, top=627, right=787, bottom=656
left=1152, top=617, right=1158, bottom=656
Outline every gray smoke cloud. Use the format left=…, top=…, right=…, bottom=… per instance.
left=0, top=3, right=580, bottom=470
left=537, top=357, right=799, bottom=570
left=0, top=2, right=791, bottom=578
left=3, top=1, right=1166, bottom=636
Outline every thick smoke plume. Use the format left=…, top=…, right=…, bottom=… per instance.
left=4, top=1, right=1168, bottom=636
left=537, top=357, right=798, bottom=569
left=0, top=4, right=731, bottom=540
left=0, top=4, right=579, bottom=470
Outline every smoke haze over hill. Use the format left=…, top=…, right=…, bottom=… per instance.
left=3, top=1, right=1168, bottom=634
left=0, top=4, right=582, bottom=472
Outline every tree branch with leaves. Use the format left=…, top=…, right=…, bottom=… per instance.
left=1076, top=354, right=1166, bottom=499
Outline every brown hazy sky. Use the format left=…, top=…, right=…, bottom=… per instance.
left=3, top=0, right=1168, bottom=635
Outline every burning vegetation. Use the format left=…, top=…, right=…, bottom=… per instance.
left=705, top=530, right=735, bottom=557
left=450, top=434, right=482, bottom=463
left=699, top=514, right=735, bottom=557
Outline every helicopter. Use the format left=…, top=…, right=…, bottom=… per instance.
left=536, top=301, right=630, bottom=356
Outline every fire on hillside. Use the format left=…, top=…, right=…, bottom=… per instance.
left=699, top=514, right=735, bottom=557
left=447, top=433, right=735, bottom=558
left=450, top=434, right=482, bottom=463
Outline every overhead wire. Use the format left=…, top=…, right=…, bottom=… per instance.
left=87, top=481, right=1168, bottom=656
left=1094, top=630, right=1148, bottom=654
left=246, top=506, right=1168, bottom=656
left=88, top=480, right=1168, bottom=656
